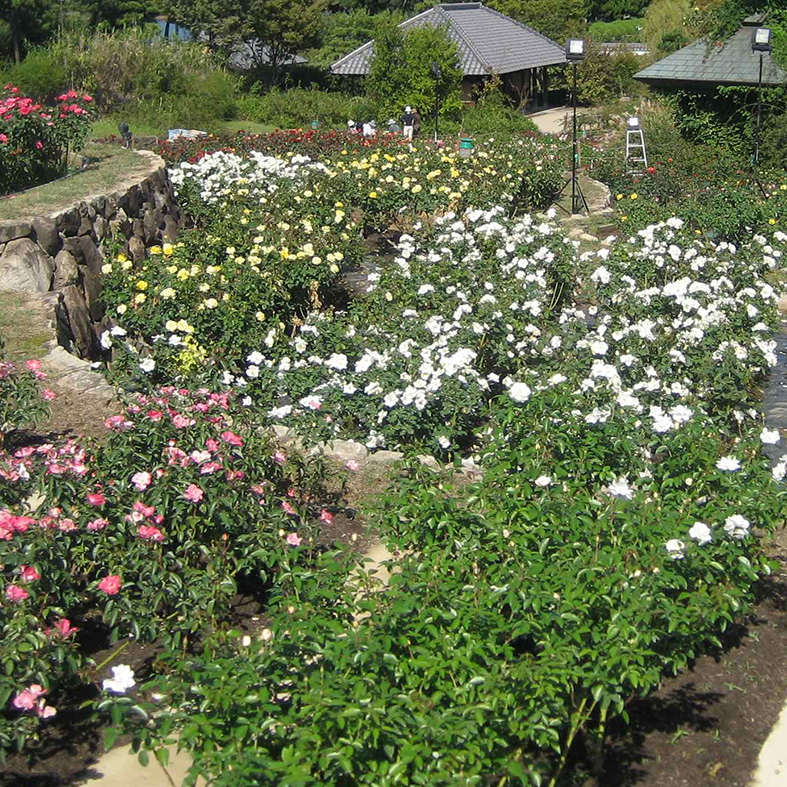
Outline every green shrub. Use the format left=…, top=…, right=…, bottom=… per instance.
left=237, top=87, right=374, bottom=130
left=588, top=17, right=645, bottom=41
left=0, top=48, right=66, bottom=101
left=366, top=22, right=462, bottom=123
left=41, top=28, right=238, bottom=129
left=574, top=49, right=646, bottom=105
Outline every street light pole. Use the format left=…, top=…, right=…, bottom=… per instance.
left=571, top=61, right=579, bottom=214
left=751, top=27, right=771, bottom=177
left=756, top=50, right=763, bottom=166
left=431, top=61, right=441, bottom=143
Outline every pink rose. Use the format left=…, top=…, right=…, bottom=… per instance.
left=286, top=533, right=302, bottom=546
left=281, top=501, right=296, bottom=515
left=25, top=359, right=42, bottom=372
left=131, top=471, right=152, bottom=491
left=147, top=409, right=163, bottom=421
left=98, top=575, right=122, bottom=595
left=183, top=484, right=204, bottom=503
left=220, top=430, right=243, bottom=447
left=172, top=414, right=195, bottom=429
left=19, top=565, right=40, bottom=582
left=5, top=584, right=29, bottom=603
left=42, top=389, right=57, bottom=401
left=138, top=525, right=164, bottom=542
left=50, top=618, right=78, bottom=638
left=273, top=451, right=287, bottom=466
left=12, top=684, right=46, bottom=710
left=320, top=509, right=334, bottom=525
left=345, top=460, right=360, bottom=472
left=87, top=518, right=108, bottom=531
left=87, top=491, right=106, bottom=506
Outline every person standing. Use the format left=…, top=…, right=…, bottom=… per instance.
left=412, top=108, right=422, bottom=139
left=402, top=106, right=415, bottom=140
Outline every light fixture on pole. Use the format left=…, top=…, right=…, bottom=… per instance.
left=554, top=39, right=589, bottom=215
left=431, top=61, right=442, bottom=143
left=751, top=27, right=771, bottom=171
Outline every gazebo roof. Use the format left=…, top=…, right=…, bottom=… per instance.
left=330, top=2, right=566, bottom=77
left=634, top=15, right=787, bottom=88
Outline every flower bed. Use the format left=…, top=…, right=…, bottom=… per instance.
left=96, top=219, right=786, bottom=785
left=1, top=129, right=786, bottom=784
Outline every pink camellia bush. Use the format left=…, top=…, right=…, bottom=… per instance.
left=0, top=375, right=339, bottom=756
left=0, top=85, right=94, bottom=195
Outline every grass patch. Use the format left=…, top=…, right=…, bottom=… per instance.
left=0, top=293, right=52, bottom=360
left=0, top=143, right=151, bottom=222
left=90, top=118, right=278, bottom=142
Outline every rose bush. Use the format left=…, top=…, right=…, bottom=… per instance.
left=0, top=383, right=345, bottom=756
left=0, top=86, right=94, bottom=195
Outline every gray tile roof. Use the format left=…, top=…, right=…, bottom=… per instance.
left=331, top=2, right=566, bottom=76
left=634, top=24, right=787, bottom=87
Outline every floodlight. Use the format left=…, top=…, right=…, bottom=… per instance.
left=752, top=27, right=772, bottom=52
left=566, top=39, right=586, bottom=61
left=627, top=117, right=640, bottom=129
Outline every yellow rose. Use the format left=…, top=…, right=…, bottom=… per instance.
left=412, top=184, right=422, bottom=194
left=134, top=293, right=146, bottom=305
left=369, top=191, right=378, bottom=199
left=160, top=288, right=176, bottom=299
left=116, top=253, right=128, bottom=263
left=117, top=304, right=127, bottom=315
left=630, top=193, right=638, bottom=200
left=136, top=280, right=148, bottom=291
left=149, top=246, right=162, bottom=255
left=203, top=298, right=218, bottom=309
left=256, top=311, right=266, bottom=322
left=101, top=263, right=113, bottom=274
left=163, top=243, right=174, bottom=256
left=166, top=319, right=178, bottom=331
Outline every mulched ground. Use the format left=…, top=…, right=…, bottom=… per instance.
left=4, top=523, right=787, bottom=787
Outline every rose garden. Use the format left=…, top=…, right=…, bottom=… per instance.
left=1, top=49, right=787, bottom=786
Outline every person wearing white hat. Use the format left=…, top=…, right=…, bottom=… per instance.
left=402, top=106, right=415, bottom=140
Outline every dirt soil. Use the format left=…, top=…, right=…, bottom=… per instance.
left=598, top=525, right=787, bottom=787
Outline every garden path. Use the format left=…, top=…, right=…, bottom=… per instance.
left=0, top=290, right=116, bottom=441
left=750, top=320, right=787, bottom=787
left=528, top=106, right=571, bottom=136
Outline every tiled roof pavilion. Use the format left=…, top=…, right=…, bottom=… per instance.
left=330, top=2, right=567, bottom=77
left=634, top=14, right=787, bottom=88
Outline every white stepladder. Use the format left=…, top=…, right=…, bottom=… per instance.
left=624, top=116, right=648, bottom=174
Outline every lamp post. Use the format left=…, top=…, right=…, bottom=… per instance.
left=751, top=27, right=771, bottom=169
left=565, top=39, right=588, bottom=214
left=431, top=61, right=442, bottom=143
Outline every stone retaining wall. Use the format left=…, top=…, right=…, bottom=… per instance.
left=0, top=151, right=181, bottom=360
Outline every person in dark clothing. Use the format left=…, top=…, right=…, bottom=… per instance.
left=412, top=109, right=422, bottom=139
left=402, top=106, right=415, bottom=140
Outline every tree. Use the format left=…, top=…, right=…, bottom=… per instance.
left=643, top=0, right=691, bottom=56
left=0, top=0, right=55, bottom=61
left=366, top=22, right=462, bottom=123
left=489, top=0, right=586, bottom=44
left=310, top=8, right=405, bottom=69
left=246, top=0, right=325, bottom=70
left=585, top=0, right=649, bottom=23
left=77, top=0, right=161, bottom=27
left=164, top=0, right=250, bottom=51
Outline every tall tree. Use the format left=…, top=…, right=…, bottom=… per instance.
left=0, top=0, right=54, bottom=61
left=164, top=0, right=249, bottom=51
left=246, top=0, right=325, bottom=70
left=78, top=0, right=162, bottom=27
left=489, top=0, right=586, bottom=44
